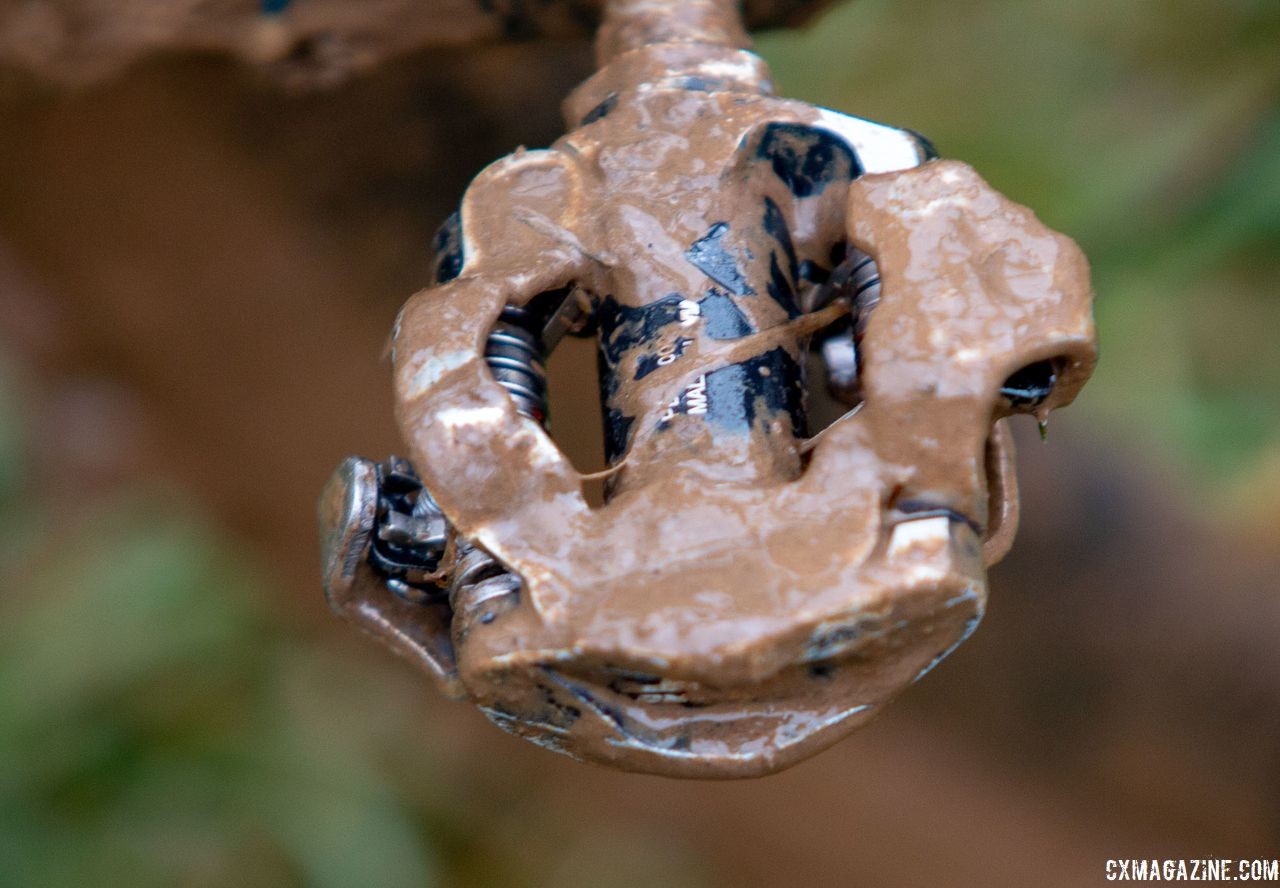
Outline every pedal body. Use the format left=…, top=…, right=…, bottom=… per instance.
left=322, top=43, right=1097, bottom=777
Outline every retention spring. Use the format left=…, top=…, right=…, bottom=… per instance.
left=485, top=305, right=550, bottom=425
left=846, top=248, right=881, bottom=333
left=368, top=456, right=451, bottom=603
left=815, top=247, right=882, bottom=404
left=345, top=295, right=586, bottom=609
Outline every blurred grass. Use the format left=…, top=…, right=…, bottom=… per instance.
left=2, top=1, right=1279, bottom=885
left=0, top=445, right=440, bottom=884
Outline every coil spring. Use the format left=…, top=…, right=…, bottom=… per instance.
left=485, top=306, right=549, bottom=425
left=375, top=304, right=557, bottom=605
left=815, top=247, right=881, bottom=403
left=369, top=456, right=450, bottom=604
left=370, top=456, right=516, bottom=610
left=826, top=249, right=1056, bottom=409
left=448, top=543, right=520, bottom=615
left=846, top=248, right=881, bottom=334
left=442, top=302, right=562, bottom=610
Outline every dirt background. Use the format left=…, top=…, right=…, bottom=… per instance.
left=1, top=1, right=1278, bottom=885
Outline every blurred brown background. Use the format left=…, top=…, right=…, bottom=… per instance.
left=1, top=1, right=1277, bottom=885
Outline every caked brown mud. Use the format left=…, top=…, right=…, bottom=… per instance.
left=325, top=0, right=1097, bottom=777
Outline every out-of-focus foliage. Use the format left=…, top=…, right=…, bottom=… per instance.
left=0, top=380, right=438, bottom=885
left=761, top=0, right=1280, bottom=507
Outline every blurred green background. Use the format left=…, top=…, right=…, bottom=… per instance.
left=1, top=1, right=1277, bottom=885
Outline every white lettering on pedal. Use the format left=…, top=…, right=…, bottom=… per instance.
left=660, top=374, right=709, bottom=424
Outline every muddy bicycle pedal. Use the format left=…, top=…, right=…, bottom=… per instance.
left=319, top=0, right=1096, bottom=777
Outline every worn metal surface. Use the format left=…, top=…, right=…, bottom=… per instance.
left=0, top=0, right=831, bottom=86
left=323, top=0, right=1097, bottom=777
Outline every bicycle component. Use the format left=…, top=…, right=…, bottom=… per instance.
left=366, top=456, right=449, bottom=603
left=320, top=0, right=1098, bottom=777
left=485, top=311, right=550, bottom=423
left=806, top=246, right=882, bottom=404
